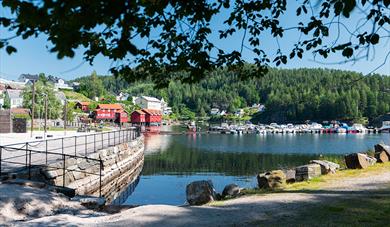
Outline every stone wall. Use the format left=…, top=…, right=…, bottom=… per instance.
left=41, top=135, right=144, bottom=203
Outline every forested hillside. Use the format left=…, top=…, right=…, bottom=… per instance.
left=73, top=68, right=390, bottom=123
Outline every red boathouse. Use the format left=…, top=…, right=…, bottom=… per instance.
left=131, top=109, right=162, bottom=132
left=93, top=104, right=128, bottom=123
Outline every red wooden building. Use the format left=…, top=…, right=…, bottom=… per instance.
left=130, top=110, right=146, bottom=124
left=93, top=104, right=128, bottom=123
left=131, top=109, right=162, bottom=132
left=75, top=101, right=90, bottom=112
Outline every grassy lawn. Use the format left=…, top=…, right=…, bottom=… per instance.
left=285, top=162, right=390, bottom=191
left=252, top=193, right=390, bottom=226
left=210, top=162, right=390, bottom=225
left=62, top=90, right=92, bottom=102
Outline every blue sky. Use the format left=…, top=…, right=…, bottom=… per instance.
left=0, top=2, right=389, bottom=81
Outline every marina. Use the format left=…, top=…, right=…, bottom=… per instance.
left=171, top=121, right=390, bottom=135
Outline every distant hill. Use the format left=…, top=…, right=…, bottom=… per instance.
left=72, top=67, right=390, bottom=123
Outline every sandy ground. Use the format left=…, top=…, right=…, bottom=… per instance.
left=0, top=168, right=387, bottom=227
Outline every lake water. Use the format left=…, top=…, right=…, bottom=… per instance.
left=116, top=128, right=390, bottom=205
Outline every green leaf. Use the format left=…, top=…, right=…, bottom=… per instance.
left=370, top=34, right=379, bottom=45
left=5, top=45, right=17, bottom=54
left=342, top=47, right=353, bottom=58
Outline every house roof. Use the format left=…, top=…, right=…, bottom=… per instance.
left=7, top=89, right=23, bottom=99
left=142, top=109, right=162, bottom=115
left=11, top=108, right=30, bottom=115
left=97, top=104, right=123, bottom=109
left=19, top=74, right=39, bottom=81
left=141, top=96, right=161, bottom=102
left=133, top=110, right=145, bottom=115
left=78, top=101, right=90, bottom=106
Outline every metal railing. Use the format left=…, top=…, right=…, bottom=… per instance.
left=0, top=127, right=141, bottom=197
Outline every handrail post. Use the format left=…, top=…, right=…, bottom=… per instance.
left=108, top=132, right=110, bottom=146
left=85, top=135, right=87, bottom=156
left=0, top=147, right=2, bottom=177
left=61, top=138, right=64, bottom=155
left=114, top=131, right=116, bottom=145
left=25, top=143, right=28, bottom=168
left=99, top=158, right=103, bottom=197
left=94, top=133, right=96, bottom=152
left=45, top=140, right=48, bottom=165
left=28, top=150, right=32, bottom=180
left=101, top=133, right=103, bottom=149
left=62, top=154, right=66, bottom=187
left=74, top=136, right=77, bottom=156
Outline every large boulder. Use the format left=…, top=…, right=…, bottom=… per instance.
left=374, top=143, right=390, bottom=162
left=283, top=169, right=296, bottom=183
left=222, top=184, right=240, bottom=198
left=375, top=151, right=389, bottom=163
left=374, top=144, right=390, bottom=160
left=310, top=160, right=340, bottom=174
left=344, top=153, right=376, bottom=169
left=257, top=170, right=286, bottom=189
left=186, top=180, right=217, bottom=205
left=295, top=164, right=322, bottom=181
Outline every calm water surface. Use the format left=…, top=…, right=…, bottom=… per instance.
left=117, top=127, right=390, bottom=205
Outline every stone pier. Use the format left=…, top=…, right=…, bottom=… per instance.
left=37, top=135, right=144, bottom=203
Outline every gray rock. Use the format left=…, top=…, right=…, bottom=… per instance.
left=345, top=153, right=376, bottom=169
left=295, top=164, right=321, bottom=181
left=222, top=184, right=240, bottom=198
left=257, top=170, right=286, bottom=189
left=283, top=169, right=296, bottom=183
left=186, top=180, right=217, bottom=205
left=310, top=160, right=340, bottom=174
left=374, top=144, right=390, bottom=158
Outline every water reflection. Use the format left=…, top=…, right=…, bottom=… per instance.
left=122, top=132, right=389, bottom=205
left=143, top=143, right=321, bottom=176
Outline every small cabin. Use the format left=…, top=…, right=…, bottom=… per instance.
left=131, top=110, right=146, bottom=124
left=131, top=109, right=162, bottom=126
left=75, top=102, right=90, bottom=113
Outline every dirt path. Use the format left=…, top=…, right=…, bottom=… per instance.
left=17, top=167, right=390, bottom=227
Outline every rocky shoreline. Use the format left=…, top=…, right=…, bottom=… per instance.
left=184, top=143, right=390, bottom=206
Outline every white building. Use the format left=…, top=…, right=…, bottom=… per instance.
left=116, top=92, right=129, bottom=101
left=6, top=89, right=23, bottom=108
left=161, top=98, right=173, bottom=115
left=133, top=96, right=162, bottom=110
left=18, top=74, right=39, bottom=84
left=210, top=108, right=220, bottom=115
left=54, top=78, right=73, bottom=90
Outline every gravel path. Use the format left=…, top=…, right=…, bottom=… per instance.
left=15, top=167, right=390, bottom=227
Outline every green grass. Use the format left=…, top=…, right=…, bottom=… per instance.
left=62, top=90, right=92, bottom=102
left=275, top=194, right=390, bottom=226
left=284, top=162, right=390, bottom=191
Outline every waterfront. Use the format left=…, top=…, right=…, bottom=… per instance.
left=120, top=127, right=390, bottom=205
